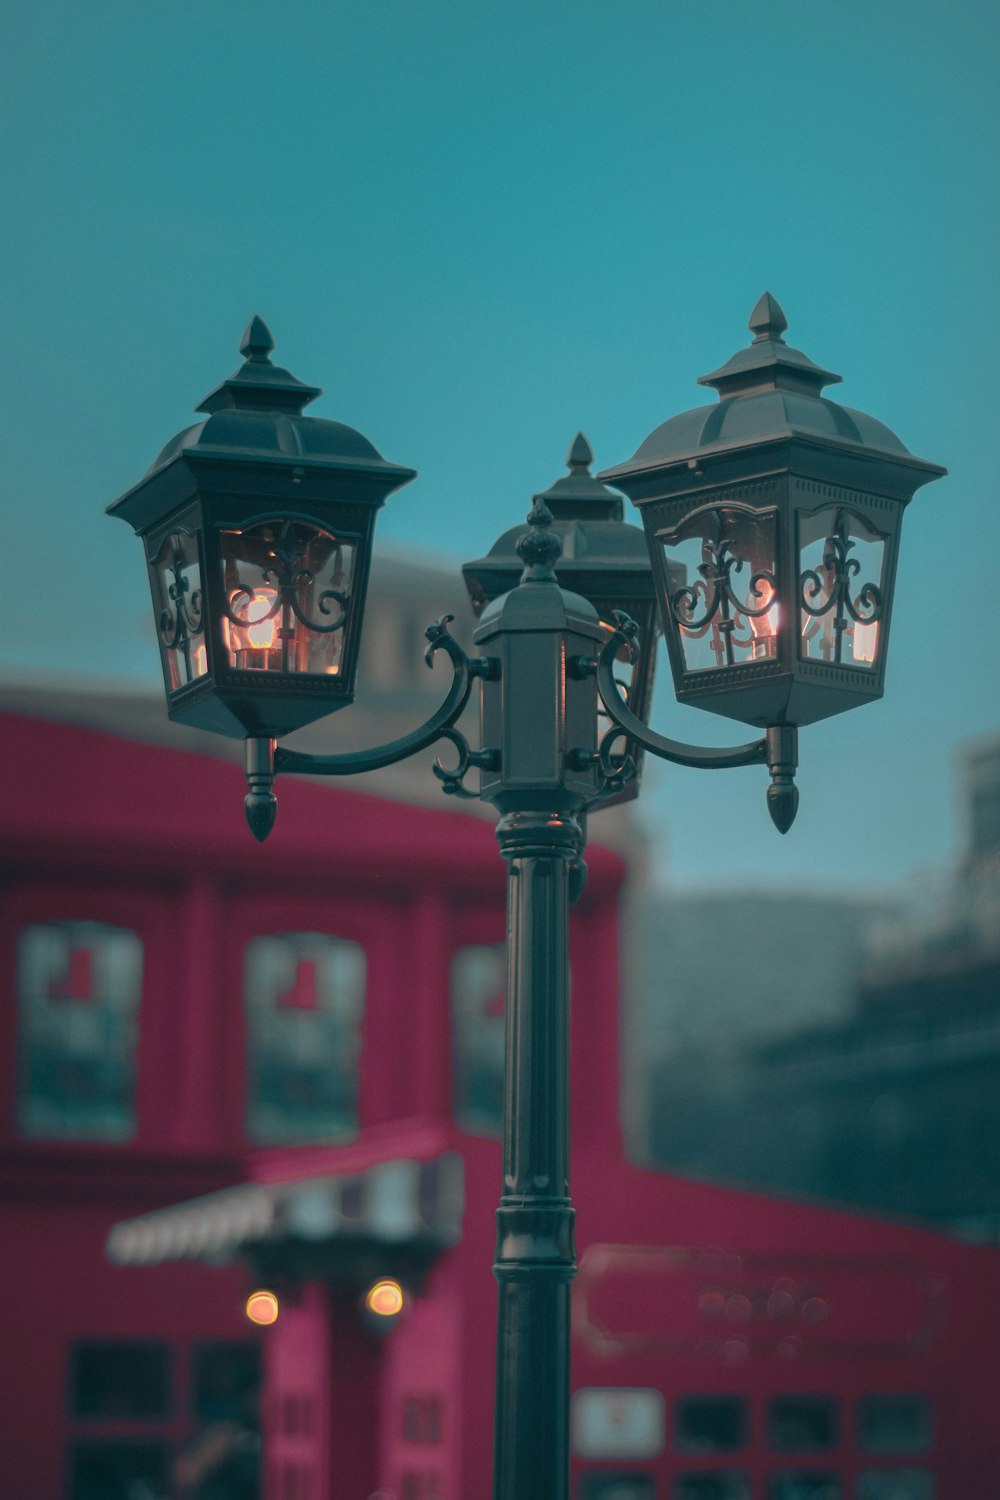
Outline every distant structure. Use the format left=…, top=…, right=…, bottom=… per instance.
left=644, top=732, right=1000, bottom=1239
left=634, top=889, right=880, bottom=1173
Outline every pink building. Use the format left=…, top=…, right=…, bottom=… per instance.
left=2, top=698, right=999, bottom=1500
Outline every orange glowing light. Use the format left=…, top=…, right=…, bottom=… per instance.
left=193, top=644, right=208, bottom=677
left=749, top=579, right=779, bottom=658
left=365, top=1278, right=405, bottom=1318
left=245, top=1289, right=279, bottom=1325
left=852, top=619, right=878, bottom=664
left=243, top=589, right=278, bottom=650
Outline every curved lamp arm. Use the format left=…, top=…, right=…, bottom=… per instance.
left=244, top=615, right=496, bottom=841
left=593, top=613, right=799, bottom=832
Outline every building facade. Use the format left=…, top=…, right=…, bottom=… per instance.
left=3, top=703, right=1000, bottom=1500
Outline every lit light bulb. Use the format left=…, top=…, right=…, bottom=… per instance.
left=749, top=579, right=779, bottom=660
left=245, top=1289, right=279, bottom=1325
left=365, top=1278, right=405, bottom=1318
left=242, top=589, right=278, bottom=650
left=852, top=619, right=878, bottom=664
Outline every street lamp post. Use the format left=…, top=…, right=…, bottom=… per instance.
left=108, top=295, right=944, bottom=1500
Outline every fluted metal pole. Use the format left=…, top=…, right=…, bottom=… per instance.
left=492, top=809, right=581, bottom=1500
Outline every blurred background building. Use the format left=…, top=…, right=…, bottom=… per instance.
left=3, top=555, right=1000, bottom=1500
left=639, top=734, right=1000, bottom=1240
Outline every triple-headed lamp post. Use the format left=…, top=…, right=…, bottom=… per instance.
left=108, top=295, right=944, bottom=1500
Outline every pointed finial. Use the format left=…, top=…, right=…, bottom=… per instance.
left=567, top=431, right=594, bottom=470
left=240, top=315, right=275, bottom=363
left=748, top=292, right=788, bottom=344
left=516, top=496, right=563, bottom=578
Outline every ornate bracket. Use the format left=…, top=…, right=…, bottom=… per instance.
left=592, top=613, right=799, bottom=832
left=243, top=615, right=498, bottom=841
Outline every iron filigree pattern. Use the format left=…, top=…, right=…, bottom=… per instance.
left=225, top=519, right=350, bottom=670
left=799, top=508, right=882, bottom=665
left=668, top=510, right=777, bottom=668
left=158, top=531, right=205, bottom=681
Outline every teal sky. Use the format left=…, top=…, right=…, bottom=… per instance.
left=2, top=0, right=997, bottom=893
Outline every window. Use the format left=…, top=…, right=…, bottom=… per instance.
left=579, top=1474, right=656, bottom=1500
left=768, top=1474, right=840, bottom=1500
left=857, top=1471, right=933, bottom=1499
left=857, top=1397, right=932, bottom=1455
left=403, top=1395, right=443, bottom=1443
left=71, top=1341, right=170, bottom=1420
left=768, top=1397, right=838, bottom=1452
left=676, top=1398, right=747, bottom=1454
left=673, top=1476, right=751, bottom=1500
left=244, top=933, right=365, bottom=1143
left=451, top=945, right=505, bottom=1136
left=17, top=921, right=142, bottom=1140
left=192, top=1342, right=261, bottom=1425
left=69, top=1440, right=169, bottom=1500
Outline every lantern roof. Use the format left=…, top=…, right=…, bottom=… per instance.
left=600, top=293, right=945, bottom=483
left=144, top=316, right=413, bottom=479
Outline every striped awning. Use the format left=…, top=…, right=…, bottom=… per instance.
left=106, top=1152, right=463, bottom=1267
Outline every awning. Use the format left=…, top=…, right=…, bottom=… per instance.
left=107, top=1152, right=463, bottom=1268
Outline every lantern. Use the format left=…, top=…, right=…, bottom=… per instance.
left=463, top=434, right=671, bottom=800
left=599, top=294, right=946, bottom=729
left=107, top=317, right=416, bottom=739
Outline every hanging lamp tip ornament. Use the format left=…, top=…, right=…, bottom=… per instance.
left=240, top=314, right=276, bottom=361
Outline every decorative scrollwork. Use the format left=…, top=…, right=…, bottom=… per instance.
left=596, top=612, right=769, bottom=773
left=273, top=614, right=496, bottom=795
left=433, top=726, right=498, bottom=799
left=158, top=532, right=205, bottom=681
left=224, top=519, right=351, bottom=648
left=668, top=510, right=777, bottom=669
left=799, top=508, right=883, bottom=665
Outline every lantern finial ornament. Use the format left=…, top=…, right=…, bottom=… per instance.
left=567, top=430, right=593, bottom=469
left=239, top=315, right=276, bottom=361
left=748, top=291, right=788, bottom=343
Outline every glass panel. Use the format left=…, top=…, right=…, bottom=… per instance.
left=798, top=508, right=886, bottom=668
left=676, top=1397, right=748, bottom=1454
left=70, top=1441, right=170, bottom=1500
left=661, top=506, right=779, bottom=672
left=768, top=1473, right=840, bottom=1499
left=768, top=1397, right=838, bottom=1451
left=220, top=519, right=356, bottom=675
left=72, top=1341, right=171, bottom=1419
left=153, top=529, right=208, bottom=690
left=673, top=1476, right=751, bottom=1500
left=17, top=922, right=142, bottom=1141
left=244, top=933, right=365, bottom=1144
left=579, top=1475, right=656, bottom=1500
left=452, top=945, right=505, bottom=1136
left=857, top=1470, right=933, bottom=1499
left=857, top=1397, right=932, bottom=1454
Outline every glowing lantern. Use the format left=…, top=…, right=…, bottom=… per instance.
left=107, top=317, right=416, bottom=739
left=599, top=294, right=946, bottom=729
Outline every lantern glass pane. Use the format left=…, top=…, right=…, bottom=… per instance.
left=219, top=519, right=356, bottom=676
left=152, top=530, right=208, bottom=691
left=661, top=506, right=778, bottom=673
left=798, top=508, right=886, bottom=669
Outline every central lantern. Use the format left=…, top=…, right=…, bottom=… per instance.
left=600, top=293, right=946, bottom=728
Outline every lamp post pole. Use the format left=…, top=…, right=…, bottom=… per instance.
left=493, top=807, right=578, bottom=1500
